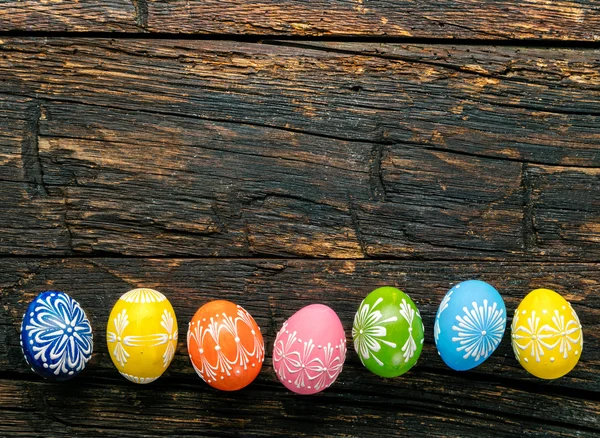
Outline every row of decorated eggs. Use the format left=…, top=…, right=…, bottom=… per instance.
left=20, top=282, right=583, bottom=392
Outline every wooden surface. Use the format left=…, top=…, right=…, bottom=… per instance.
left=1, top=3, right=600, bottom=437
left=1, top=1, right=600, bottom=40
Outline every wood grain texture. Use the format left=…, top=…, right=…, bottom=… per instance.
left=1, top=39, right=600, bottom=259
left=0, top=258, right=599, bottom=436
left=1, top=34, right=599, bottom=437
left=0, top=0, right=139, bottom=32
left=1, top=1, right=600, bottom=40
left=0, top=96, right=71, bottom=254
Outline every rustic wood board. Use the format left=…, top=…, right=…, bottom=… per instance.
left=0, top=13, right=599, bottom=437
left=0, top=258, right=599, bottom=436
left=1, top=1, right=600, bottom=40
left=1, top=39, right=600, bottom=260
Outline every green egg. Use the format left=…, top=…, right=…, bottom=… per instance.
left=352, top=286, right=424, bottom=378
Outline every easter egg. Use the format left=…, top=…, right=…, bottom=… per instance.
left=273, top=304, right=346, bottom=395
left=187, top=300, right=264, bottom=391
left=511, top=288, right=583, bottom=379
left=106, top=288, right=178, bottom=384
left=352, top=287, right=424, bottom=378
left=434, top=280, right=506, bottom=371
left=20, top=291, right=93, bottom=381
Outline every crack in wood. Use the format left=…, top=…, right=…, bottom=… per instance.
left=61, top=190, right=75, bottom=254
left=21, top=101, right=47, bottom=198
left=348, top=199, right=368, bottom=258
left=265, top=40, right=600, bottom=92
left=23, top=93, right=383, bottom=146
left=4, top=88, right=600, bottom=170
left=369, top=143, right=386, bottom=202
left=520, top=162, right=537, bottom=252
left=243, top=219, right=256, bottom=255
left=210, top=203, right=227, bottom=233
left=483, top=98, right=600, bottom=118
left=131, top=0, right=149, bottom=30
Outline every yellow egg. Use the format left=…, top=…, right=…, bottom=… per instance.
left=511, top=288, right=583, bottom=379
left=106, top=288, right=178, bottom=384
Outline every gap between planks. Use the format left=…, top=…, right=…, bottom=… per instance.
left=2, top=31, right=600, bottom=49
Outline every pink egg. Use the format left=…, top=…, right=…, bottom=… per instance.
left=273, top=304, right=347, bottom=395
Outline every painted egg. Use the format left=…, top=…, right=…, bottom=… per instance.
left=352, top=287, right=424, bottom=377
left=273, top=304, right=346, bottom=395
left=434, top=280, right=506, bottom=371
left=187, top=300, right=264, bottom=391
left=511, top=288, right=583, bottom=379
left=106, top=288, right=178, bottom=384
left=20, top=291, right=93, bottom=381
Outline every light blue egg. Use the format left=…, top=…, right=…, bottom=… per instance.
left=434, top=280, right=506, bottom=371
left=21, top=291, right=93, bottom=381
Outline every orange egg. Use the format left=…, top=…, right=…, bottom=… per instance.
left=187, top=300, right=264, bottom=391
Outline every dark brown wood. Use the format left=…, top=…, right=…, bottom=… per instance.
left=1, top=39, right=600, bottom=259
left=0, top=258, right=599, bottom=436
left=0, top=1, right=139, bottom=32
left=0, top=96, right=71, bottom=255
left=1, top=1, right=600, bottom=40
left=1, top=11, right=600, bottom=434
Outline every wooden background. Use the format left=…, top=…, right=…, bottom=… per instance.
left=1, top=2, right=599, bottom=436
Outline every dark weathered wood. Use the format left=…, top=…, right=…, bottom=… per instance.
left=2, top=39, right=599, bottom=165
left=0, top=258, right=598, bottom=436
left=1, top=35, right=599, bottom=437
left=1, top=40, right=600, bottom=259
left=1, top=1, right=600, bottom=40
left=0, top=1, right=139, bottom=32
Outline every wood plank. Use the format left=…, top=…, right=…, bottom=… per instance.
left=0, top=1, right=138, bottom=32
left=0, top=259, right=598, bottom=436
left=1, top=1, right=599, bottom=40
left=1, top=39, right=599, bottom=166
left=0, top=100, right=566, bottom=259
left=1, top=39, right=600, bottom=259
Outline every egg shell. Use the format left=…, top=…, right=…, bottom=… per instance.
left=273, top=304, right=346, bottom=395
left=511, top=288, right=583, bottom=379
left=187, top=300, right=265, bottom=391
left=434, top=280, right=506, bottom=371
left=352, top=287, right=424, bottom=378
left=106, top=288, right=178, bottom=384
left=20, top=291, right=93, bottom=381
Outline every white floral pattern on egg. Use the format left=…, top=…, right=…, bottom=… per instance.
left=273, top=304, right=346, bottom=395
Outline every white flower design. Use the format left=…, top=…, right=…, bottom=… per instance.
left=543, top=310, right=582, bottom=358
left=107, top=309, right=130, bottom=368
left=513, top=307, right=582, bottom=362
left=451, top=299, right=505, bottom=362
left=399, top=298, right=418, bottom=361
left=434, top=290, right=453, bottom=342
left=273, top=328, right=346, bottom=391
left=237, top=306, right=265, bottom=363
left=292, top=338, right=317, bottom=389
left=273, top=324, right=302, bottom=381
left=120, top=288, right=166, bottom=303
left=308, top=342, right=345, bottom=391
left=107, top=307, right=177, bottom=370
left=352, top=297, right=398, bottom=366
left=160, top=309, right=178, bottom=367
left=188, top=321, right=218, bottom=383
left=120, top=373, right=159, bottom=384
left=512, top=309, right=557, bottom=363
left=511, top=309, right=522, bottom=360
left=188, top=306, right=265, bottom=383
left=22, top=292, right=93, bottom=377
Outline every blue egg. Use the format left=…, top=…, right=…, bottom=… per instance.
left=434, top=280, right=506, bottom=371
left=20, top=291, right=93, bottom=380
